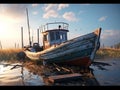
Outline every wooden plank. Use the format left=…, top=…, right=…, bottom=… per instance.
left=41, top=43, right=93, bottom=59
left=41, top=36, right=96, bottom=56
left=47, top=73, right=83, bottom=83
left=41, top=39, right=95, bottom=58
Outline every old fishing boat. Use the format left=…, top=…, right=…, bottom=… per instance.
left=24, top=22, right=101, bottom=67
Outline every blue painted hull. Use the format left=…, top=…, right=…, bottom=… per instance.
left=25, top=28, right=101, bottom=67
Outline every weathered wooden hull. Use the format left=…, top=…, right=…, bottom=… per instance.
left=24, top=28, right=101, bottom=66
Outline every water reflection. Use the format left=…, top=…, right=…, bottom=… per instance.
left=90, top=58, right=120, bottom=86
left=92, top=61, right=111, bottom=71
left=0, top=61, right=45, bottom=86
left=1, top=58, right=120, bottom=86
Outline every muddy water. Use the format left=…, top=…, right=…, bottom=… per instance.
left=91, top=58, right=120, bottom=86
left=0, top=62, right=45, bottom=86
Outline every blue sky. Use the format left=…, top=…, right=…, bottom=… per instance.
left=0, top=4, right=120, bottom=48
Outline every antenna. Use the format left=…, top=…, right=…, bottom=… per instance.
left=26, top=8, right=31, bottom=47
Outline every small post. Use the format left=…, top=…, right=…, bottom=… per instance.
left=15, top=43, right=16, bottom=48
left=21, top=27, right=24, bottom=48
left=0, top=40, right=2, bottom=49
left=37, top=28, right=39, bottom=45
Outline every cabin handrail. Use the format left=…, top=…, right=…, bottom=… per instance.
left=46, top=22, right=69, bottom=26
left=40, top=22, right=69, bottom=33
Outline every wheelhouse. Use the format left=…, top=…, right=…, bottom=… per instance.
left=40, top=22, right=69, bottom=49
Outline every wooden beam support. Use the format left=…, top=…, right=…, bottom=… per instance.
left=47, top=73, right=83, bottom=83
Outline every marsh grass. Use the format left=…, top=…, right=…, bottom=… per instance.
left=0, top=48, right=24, bottom=62
left=96, top=48, right=120, bottom=59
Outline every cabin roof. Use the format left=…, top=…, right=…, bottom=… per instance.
left=42, top=29, right=69, bottom=33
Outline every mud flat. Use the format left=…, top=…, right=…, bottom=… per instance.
left=24, top=58, right=120, bottom=86
left=23, top=61, right=100, bottom=86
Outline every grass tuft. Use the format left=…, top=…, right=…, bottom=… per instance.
left=0, top=48, right=24, bottom=61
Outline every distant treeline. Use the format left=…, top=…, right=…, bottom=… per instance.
left=102, top=42, right=120, bottom=49
left=114, top=42, right=120, bottom=49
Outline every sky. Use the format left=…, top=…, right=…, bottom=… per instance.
left=0, top=4, right=120, bottom=49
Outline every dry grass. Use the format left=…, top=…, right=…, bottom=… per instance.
left=0, top=48, right=24, bottom=61
left=96, top=48, right=120, bottom=59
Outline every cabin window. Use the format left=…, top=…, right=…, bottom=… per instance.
left=60, top=34, right=63, bottom=40
left=50, top=32, right=55, bottom=41
left=60, top=33, right=67, bottom=41
left=64, top=33, right=67, bottom=40
left=43, top=34, right=48, bottom=41
left=56, top=31, right=60, bottom=40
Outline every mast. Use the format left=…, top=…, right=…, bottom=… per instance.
left=26, top=8, right=31, bottom=47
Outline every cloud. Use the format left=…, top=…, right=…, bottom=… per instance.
left=32, top=4, right=39, bottom=7
left=43, top=4, right=59, bottom=19
left=43, top=10, right=58, bottom=19
left=32, top=4, right=39, bottom=15
left=101, top=30, right=120, bottom=40
left=58, top=4, right=69, bottom=10
left=99, top=16, right=107, bottom=22
left=101, top=29, right=120, bottom=46
left=63, top=12, right=77, bottom=21
left=33, top=11, right=38, bottom=15
left=43, top=4, right=70, bottom=19
left=43, top=4, right=57, bottom=12
left=0, top=4, right=28, bottom=22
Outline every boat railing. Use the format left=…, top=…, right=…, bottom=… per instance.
left=39, top=22, right=69, bottom=33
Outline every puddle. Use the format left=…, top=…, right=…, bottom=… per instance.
left=90, top=58, right=120, bottom=86
left=0, top=61, right=45, bottom=86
